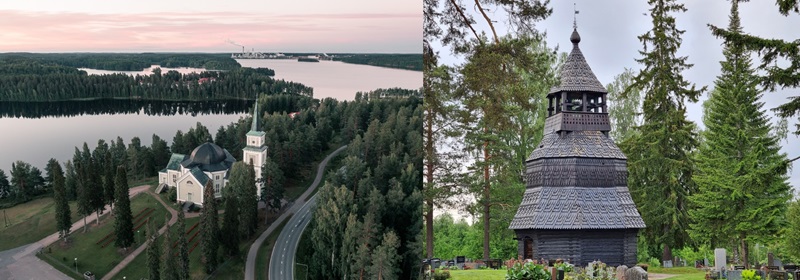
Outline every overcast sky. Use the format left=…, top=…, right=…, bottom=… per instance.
left=0, top=0, right=421, bottom=53
left=434, top=0, right=800, bottom=193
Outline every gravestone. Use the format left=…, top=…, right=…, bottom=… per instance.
left=625, top=266, right=647, bottom=280
left=715, top=248, right=727, bottom=271
left=616, top=265, right=628, bottom=280
left=663, top=260, right=673, bottom=268
left=727, top=270, right=742, bottom=280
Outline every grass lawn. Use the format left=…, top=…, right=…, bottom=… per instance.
left=0, top=197, right=80, bottom=251
left=255, top=214, right=290, bottom=280
left=38, top=193, right=170, bottom=279
left=450, top=269, right=506, bottom=280
left=649, top=267, right=706, bottom=280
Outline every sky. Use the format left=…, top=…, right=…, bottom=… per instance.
left=431, top=0, right=800, bottom=221
left=0, top=0, right=421, bottom=53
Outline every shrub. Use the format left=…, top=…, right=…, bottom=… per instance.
left=433, top=270, right=451, bottom=280
left=647, top=257, right=661, bottom=268
left=741, top=269, right=762, bottom=280
left=565, top=261, right=616, bottom=280
left=506, top=262, right=551, bottom=280
left=168, top=187, right=177, bottom=202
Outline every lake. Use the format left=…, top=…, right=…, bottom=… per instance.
left=235, top=59, right=422, bottom=100
left=0, top=60, right=420, bottom=173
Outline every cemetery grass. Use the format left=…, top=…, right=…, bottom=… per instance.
left=649, top=267, right=706, bottom=280
left=37, top=193, right=170, bottom=278
left=0, top=197, right=80, bottom=251
left=255, top=214, right=290, bottom=280
left=450, top=269, right=506, bottom=280
left=663, top=272, right=706, bottom=280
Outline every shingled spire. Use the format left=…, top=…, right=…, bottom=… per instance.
left=510, top=26, right=645, bottom=267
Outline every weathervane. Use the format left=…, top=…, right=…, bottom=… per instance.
left=573, top=3, right=579, bottom=29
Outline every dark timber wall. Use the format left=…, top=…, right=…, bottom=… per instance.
left=515, top=229, right=638, bottom=266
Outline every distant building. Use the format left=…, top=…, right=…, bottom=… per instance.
left=158, top=101, right=267, bottom=206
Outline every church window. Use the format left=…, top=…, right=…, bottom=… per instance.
left=215, top=184, right=220, bottom=193
left=250, top=158, right=254, bottom=165
left=216, top=175, right=219, bottom=180
left=172, top=174, right=176, bottom=182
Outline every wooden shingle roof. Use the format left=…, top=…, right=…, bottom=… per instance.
left=548, top=29, right=607, bottom=95
left=509, top=187, right=645, bottom=230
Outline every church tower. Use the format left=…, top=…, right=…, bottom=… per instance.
left=509, top=27, right=645, bottom=266
left=243, top=101, right=268, bottom=198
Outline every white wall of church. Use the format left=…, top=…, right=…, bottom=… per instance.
left=177, top=178, right=203, bottom=205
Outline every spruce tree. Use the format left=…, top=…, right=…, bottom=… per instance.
left=622, top=0, right=706, bottom=261
left=114, top=166, right=134, bottom=249
left=709, top=1, right=800, bottom=133
left=369, top=231, right=401, bottom=280
left=74, top=148, right=92, bottom=232
left=176, top=209, right=190, bottom=280
left=221, top=178, right=240, bottom=256
left=0, top=169, right=8, bottom=198
left=260, top=157, right=285, bottom=213
left=229, top=162, right=257, bottom=237
left=201, top=180, right=219, bottom=274
left=103, top=151, right=115, bottom=211
left=50, top=159, right=71, bottom=240
left=161, top=222, right=177, bottom=280
left=147, top=219, right=161, bottom=280
left=64, top=161, right=77, bottom=201
left=688, top=0, right=791, bottom=268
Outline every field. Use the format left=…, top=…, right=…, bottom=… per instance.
left=38, top=193, right=170, bottom=279
left=0, top=197, right=80, bottom=251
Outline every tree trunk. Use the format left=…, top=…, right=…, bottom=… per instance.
left=83, top=215, right=87, bottom=233
left=425, top=108, right=435, bottom=259
left=741, top=235, right=750, bottom=269
left=96, top=210, right=101, bottom=225
left=483, top=141, right=490, bottom=261
left=426, top=199, right=434, bottom=259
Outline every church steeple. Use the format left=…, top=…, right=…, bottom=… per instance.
left=250, top=100, right=260, bottom=133
left=544, top=27, right=611, bottom=133
left=243, top=99, right=268, bottom=198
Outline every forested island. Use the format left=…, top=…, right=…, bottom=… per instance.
left=0, top=57, right=307, bottom=102
left=333, top=53, right=422, bottom=71
left=0, top=53, right=241, bottom=71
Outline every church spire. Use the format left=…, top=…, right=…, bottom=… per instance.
left=250, top=100, right=259, bottom=132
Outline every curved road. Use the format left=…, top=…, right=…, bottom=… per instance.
left=269, top=194, right=317, bottom=280
left=245, top=145, right=346, bottom=280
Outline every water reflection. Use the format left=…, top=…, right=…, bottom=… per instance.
left=0, top=99, right=254, bottom=119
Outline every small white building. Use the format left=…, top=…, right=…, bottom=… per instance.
left=158, top=102, right=267, bottom=206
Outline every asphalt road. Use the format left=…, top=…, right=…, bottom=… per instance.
left=268, top=194, right=317, bottom=280
left=244, top=145, right=346, bottom=280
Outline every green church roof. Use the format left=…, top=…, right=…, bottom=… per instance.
left=166, top=153, right=187, bottom=171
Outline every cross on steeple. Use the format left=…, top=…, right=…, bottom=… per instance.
left=573, top=3, right=579, bottom=30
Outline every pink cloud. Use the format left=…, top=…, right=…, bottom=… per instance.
left=0, top=10, right=421, bottom=52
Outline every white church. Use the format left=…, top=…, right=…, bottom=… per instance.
left=157, top=102, right=268, bottom=206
